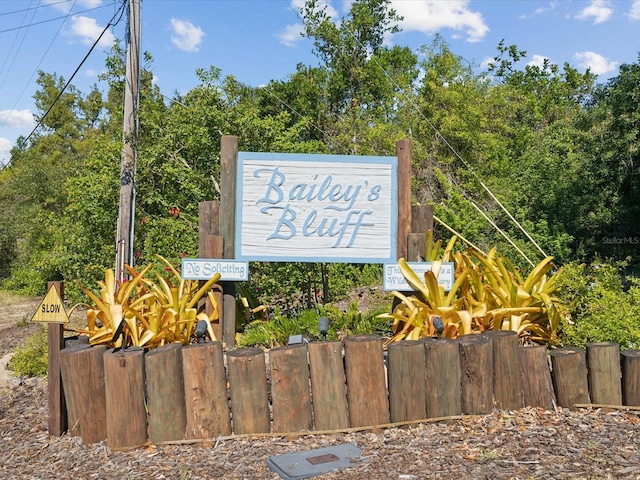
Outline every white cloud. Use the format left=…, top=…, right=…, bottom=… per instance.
left=391, top=0, right=488, bottom=43
left=278, top=24, right=305, bottom=47
left=0, top=138, right=12, bottom=159
left=528, top=54, right=549, bottom=69
left=576, top=0, right=613, bottom=24
left=0, top=110, right=34, bottom=129
left=574, top=51, right=618, bottom=75
left=290, top=0, right=339, bottom=19
left=45, top=0, right=103, bottom=13
left=66, top=15, right=115, bottom=48
left=480, top=56, right=494, bottom=70
left=170, top=19, right=205, bottom=52
left=630, top=0, right=640, bottom=20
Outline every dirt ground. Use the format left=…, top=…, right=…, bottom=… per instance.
left=1, top=295, right=640, bottom=479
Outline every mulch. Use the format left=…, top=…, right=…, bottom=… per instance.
left=1, top=381, right=640, bottom=480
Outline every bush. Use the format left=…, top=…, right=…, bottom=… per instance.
left=556, top=259, right=640, bottom=350
left=9, top=327, right=48, bottom=377
left=237, top=301, right=392, bottom=348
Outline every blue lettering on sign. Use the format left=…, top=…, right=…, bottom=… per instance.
left=253, top=167, right=382, bottom=248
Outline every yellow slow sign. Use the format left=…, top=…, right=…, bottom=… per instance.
left=31, top=285, right=69, bottom=324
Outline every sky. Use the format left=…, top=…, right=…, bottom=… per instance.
left=1, top=0, right=639, bottom=165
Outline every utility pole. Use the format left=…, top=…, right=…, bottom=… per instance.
left=116, top=0, right=141, bottom=282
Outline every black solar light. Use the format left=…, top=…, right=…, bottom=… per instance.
left=319, top=316, right=329, bottom=341
left=112, top=319, right=127, bottom=352
left=433, top=316, right=444, bottom=339
left=196, top=319, right=208, bottom=343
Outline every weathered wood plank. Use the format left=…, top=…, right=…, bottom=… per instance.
left=519, top=345, right=556, bottom=410
left=103, top=348, right=147, bottom=449
left=270, top=344, right=312, bottom=433
left=308, top=341, right=349, bottom=430
left=550, top=347, right=590, bottom=407
left=459, top=334, right=493, bottom=414
left=145, top=343, right=187, bottom=443
left=182, top=342, right=231, bottom=439
left=587, top=342, right=622, bottom=405
left=423, top=338, right=462, bottom=418
left=344, top=335, right=390, bottom=427
left=388, top=340, right=426, bottom=422
left=227, top=348, right=270, bottom=434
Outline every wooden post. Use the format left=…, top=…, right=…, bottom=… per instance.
left=550, top=347, right=590, bottom=408
left=622, top=349, right=640, bottom=406
left=423, top=338, right=462, bottom=418
left=387, top=340, right=426, bottom=422
left=396, top=139, right=412, bottom=261
left=519, top=345, right=556, bottom=410
left=198, top=201, right=224, bottom=342
left=46, top=281, right=65, bottom=437
left=227, top=348, right=270, bottom=434
left=58, top=344, right=92, bottom=436
left=182, top=342, right=231, bottom=439
left=586, top=342, right=622, bottom=405
left=485, top=331, right=524, bottom=411
left=220, top=135, right=238, bottom=348
left=408, top=204, right=434, bottom=261
left=344, top=334, right=390, bottom=427
left=459, top=334, right=493, bottom=414
left=270, top=344, right=313, bottom=433
left=145, top=343, right=187, bottom=443
left=59, top=345, right=107, bottom=443
left=103, top=348, right=147, bottom=450
left=308, top=341, right=349, bottom=430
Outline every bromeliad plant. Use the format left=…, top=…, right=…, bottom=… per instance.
left=69, top=255, right=221, bottom=350
left=381, top=231, right=566, bottom=346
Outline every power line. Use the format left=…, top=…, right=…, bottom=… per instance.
left=1, top=0, right=79, bottom=131
left=0, top=2, right=117, bottom=34
left=0, top=0, right=72, bottom=17
left=4, top=0, right=126, bottom=168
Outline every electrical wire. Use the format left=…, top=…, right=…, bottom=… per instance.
left=1, top=0, right=79, bottom=132
left=0, top=3, right=116, bottom=34
left=283, top=2, right=547, bottom=261
left=3, top=0, right=126, bottom=168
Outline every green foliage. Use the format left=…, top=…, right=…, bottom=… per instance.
left=237, top=301, right=391, bottom=348
left=9, top=327, right=48, bottom=377
left=0, top=0, right=638, bottom=327
left=556, top=259, right=640, bottom=350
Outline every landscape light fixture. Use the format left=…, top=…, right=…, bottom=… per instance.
left=196, top=319, right=208, bottom=344
left=111, top=319, right=127, bottom=352
left=319, top=316, right=329, bottom=341
left=433, top=316, right=444, bottom=339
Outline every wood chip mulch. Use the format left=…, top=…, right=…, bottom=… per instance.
left=2, top=381, right=640, bottom=480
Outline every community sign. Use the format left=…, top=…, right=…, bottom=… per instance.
left=236, top=152, right=397, bottom=263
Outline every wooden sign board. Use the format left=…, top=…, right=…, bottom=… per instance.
left=383, top=262, right=455, bottom=292
left=236, top=152, right=397, bottom=263
left=31, top=284, right=69, bottom=324
left=181, top=258, right=248, bottom=281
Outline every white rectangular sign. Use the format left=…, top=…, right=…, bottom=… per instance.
left=383, top=262, right=455, bottom=291
left=181, top=258, right=248, bottom=281
left=236, top=152, right=397, bottom=263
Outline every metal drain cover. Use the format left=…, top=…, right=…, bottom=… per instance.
left=267, top=443, right=363, bottom=479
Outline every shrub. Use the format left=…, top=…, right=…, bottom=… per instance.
left=556, top=259, right=640, bottom=349
left=9, top=327, right=48, bottom=377
left=237, top=301, right=391, bottom=348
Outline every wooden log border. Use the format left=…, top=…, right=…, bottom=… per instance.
left=57, top=332, right=640, bottom=446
